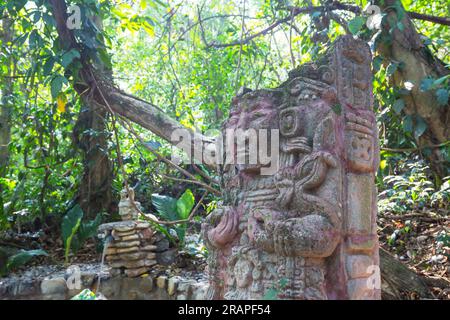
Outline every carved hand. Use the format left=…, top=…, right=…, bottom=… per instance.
left=272, top=215, right=340, bottom=258
left=207, top=208, right=240, bottom=248
left=250, top=208, right=278, bottom=252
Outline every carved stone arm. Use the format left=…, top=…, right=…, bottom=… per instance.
left=202, top=206, right=240, bottom=249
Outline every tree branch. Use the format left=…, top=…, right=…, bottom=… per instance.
left=407, top=11, right=450, bottom=26
left=48, top=0, right=212, bottom=165
left=210, top=1, right=449, bottom=48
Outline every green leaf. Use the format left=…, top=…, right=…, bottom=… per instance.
left=50, top=75, right=66, bottom=99
left=72, top=214, right=102, bottom=252
left=60, top=49, right=80, bottom=68
left=386, top=63, right=398, bottom=76
left=414, top=115, right=427, bottom=138
left=380, top=160, right=387, bottom=170
left=78, top=214, right=102, bottom=242
left=6, top=249, right=47, bottom=271
left=176, top=189, right=195, bottom=220
left=393, top=99, right=405, bottom=114
left=372, top=56, right=383, bottom=72
left=15, top=32, right=29, bottom=46
left=433, top=75, right=450, bottom=87
left=403, top=115, right=413, bottom=133
left=436, top=88, right=449, bottom=106
left=43, top=58, right=55, bottom=76
left=62, top=204, right=84, bottom=264
left=151, top=194, right=178, bottom=221
left=348, top=16, right=366, bottom=35
left=420, top=78, right=434, bottom=91
left=98, top=48, right=112, bottom=69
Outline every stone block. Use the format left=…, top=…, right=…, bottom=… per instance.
left=346, top=255, right=374, bottom=279
left=156, top=248, right=177, bottom=266
left=156, top=276, right=167, bottom=289
left=41, top=277, right=67, bottom=295
left=167, top=277, right=180, bottom=296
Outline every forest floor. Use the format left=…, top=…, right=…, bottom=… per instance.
left=378, top=209, right=450, bottom=299
left=2, top=209, right=449, bottom=300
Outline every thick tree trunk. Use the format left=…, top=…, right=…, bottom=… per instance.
left=73, top=103, right=112, bottom=219
left=380, top=248, right=435, bottom=299
left=376, top=0, right=450, bottom=179
left=72, top=16, right=113, bottom=220
left=0, top=17, right=13, bottom=226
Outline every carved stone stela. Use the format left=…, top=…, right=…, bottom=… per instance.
left=202, top=36, right=381, bottom=300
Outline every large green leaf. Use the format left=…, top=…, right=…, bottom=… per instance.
left=6, top=249, right=48, bottom=271
left=62, top=204, right=83, bottom=263
left=348, top=16, right=366, bottom=35
left=393, top=99, right=405, bottom=114
left=414, top=115, right=427, bottom=138
left=50, top=75, right=67, bottom=99
left=60, top=49, right=80, bottom=68
left=151, top=194, right=178, bottom=221
left=176, top=189, right=195, bottom=220
left=78, top=214, right=102, bottom=241
left=72, top=214, right=102, bottom=253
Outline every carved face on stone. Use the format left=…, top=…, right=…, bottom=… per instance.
left=226, top=96, right=277, bottom=132
left=224, top=95, right=278, bottom=173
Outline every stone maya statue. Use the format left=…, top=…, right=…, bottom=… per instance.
left=202, top=35, right=381, bottom=300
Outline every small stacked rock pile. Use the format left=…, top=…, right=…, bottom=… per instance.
left=98, top=188, right=159, bottom=277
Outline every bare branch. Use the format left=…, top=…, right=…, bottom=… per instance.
left=407, top=11, right=450, bottom=26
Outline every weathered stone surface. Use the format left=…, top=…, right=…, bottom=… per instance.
left=156, top=248, right=177, bottom=266
left=101, top=277, right=122, bottom=297
left=135, top=221, right=150, bottom=229
left=41, top=277, right=67, bottom=295
left=167, top=277, right=180, bottom=296
left=124, top=267, right=149, bottom=278
left=122, top=234, right=140, bottom=241
left=141, top=245, right=158, bottom=252
left=113, top=229, right=136, bottom=237
left=106, top=247, right=117, bottom=255
left=116, top=246, right=140, bottom=254
left=97, top=188, right=168, bottom=278
left=139, top=277, right=153, bottom=292
left=202, top=35, right=380, bottom=300
left=154, top=238, right=170, bottom=252
left=99, top=221, right=136, bottom=233
left=111, top=259, right=156, bottom=269
left=16, top=279, right=38, bottom=296
left=0, top=281, right=8, bottom=296
left=111, top=240, right=141, bottom=248
left=0, top=263, right=209, bottom=301
left=114, top=252, right=156, bottom=261
left=156, top=276, right=167, bottom=289
left=139, top=228, right=154, bottom=240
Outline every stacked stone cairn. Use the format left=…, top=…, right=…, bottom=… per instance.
left=98, top=188, right=159, bottom=277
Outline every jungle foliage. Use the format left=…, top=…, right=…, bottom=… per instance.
left=0, top=0, right=449, bottom=271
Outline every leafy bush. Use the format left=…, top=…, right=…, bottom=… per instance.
left=61, top=204, right=102, bottom=264
left=0, top=249, right=48, bottom=276
left=151, top=189, right=195, bottom=247
left=378, top=161, right=449, bottom=214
